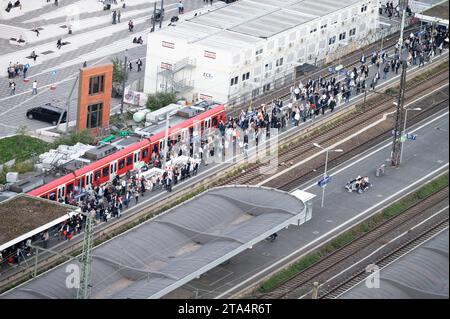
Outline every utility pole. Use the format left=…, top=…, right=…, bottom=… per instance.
left=120, top=50, right=128, bottom=118
left=391, top=61, right=408, bottom=167
left=64, top=74, right=79, bottom=133
left=77, top=211, right=95, bottom=299
left=151, top=2, right=157, bottom=32
left=159, top=0, right=164, bottom=29
left=398, top=0, right=408, bottom=58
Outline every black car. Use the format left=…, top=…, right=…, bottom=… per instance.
left=26, top=103, right=67, bottom=126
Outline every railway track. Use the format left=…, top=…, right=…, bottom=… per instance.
left=321, top=211, right=449, bottom=299
left=216, top=62, right=449, bottom=188
left=257, top=186, right=449, bottom=299
left=228, top=24, right=420, bottom=118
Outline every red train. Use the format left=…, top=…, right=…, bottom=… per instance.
left=28, top=103, right=226, bottom=201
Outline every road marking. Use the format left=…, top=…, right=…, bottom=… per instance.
left=298, top=205, right=450, bottom=299
left=214, top=163, right=449, bottom=299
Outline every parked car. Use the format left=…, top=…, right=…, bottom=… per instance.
left=26, top=103, right=67, bottom=126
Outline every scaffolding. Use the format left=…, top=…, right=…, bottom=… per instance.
left=157, top=57, right=196, bottom=94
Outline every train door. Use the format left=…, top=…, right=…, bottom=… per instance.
left=181, top=128, right=188, bottom=148
left=110, top=161, right=117, bottom=181
left=204, top=117, right=211, bottom=142
left=66, top=182, right=74, bottom=198
left=134, top=150, right=141, bottom=167
left=57, top=185, right=65, bottom=202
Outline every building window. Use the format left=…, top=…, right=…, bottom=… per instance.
left=329, top=36, right=336, bottom=45
left=276, top=58, right=284, bottom=67
left=310, top=27, right=317, bottom=33
left=242, top=72, right=250, bottom=81
left=361, top=4, right=368, bottom=12
left=230, top=76, right=239, bottom=86
left=256, top=48, right=263, bottom=55
left=86, top=103, right=103, bottom=129
left=89, top=75, right=104, bottom=95
left=265, top=62, right=272, bottom=72
left=339, top=32, right=346, bottom=41
left=349, top=28, right=356, bottom=36
left=321, top=24, right=327, bottom=29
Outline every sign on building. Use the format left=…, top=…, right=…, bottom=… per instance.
left=204, top=50, right=217, bottom=59
left=124, top=88, right=148, bottom=107
left=162, top=41, right=175, bottom=49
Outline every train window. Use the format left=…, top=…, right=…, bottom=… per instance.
left=94, top=170, right=101, bottom=181
left=81, top=177, right=85, bottom=188
left=153, top=144, right=158, bottom=153
left=126, top=155, right=133, bottom=166
left=67, top=183, right=74, bottom=195
left=49, top=192, right=56, bottom=201
left=212, top=116, right=218, bottom=127
left=41, top=194, right=48, bottom=200
left=119, top=159, right=125, bottom=169
left=102, top=166, right=109, bottom=177
left=142, top=148, right=149, bottom=159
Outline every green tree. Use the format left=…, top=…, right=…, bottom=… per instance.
left=146, top=92, right=178, bottom=111
left=112, top=57, right=128, bottom=97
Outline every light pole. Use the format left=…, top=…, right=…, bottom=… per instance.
left=313, top=143, right=344, bottom=208
left=162, top=109, right=180, bottom=169
left=120, top=49, right=128, bottom=118
left=395, top=102, right=422, bottom=165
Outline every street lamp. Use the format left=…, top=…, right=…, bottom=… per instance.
left=394, top=101, right=422, bottom=165
left=120, top=49, right=128, bottom=118
left=313, top=143, right=344, bottom=208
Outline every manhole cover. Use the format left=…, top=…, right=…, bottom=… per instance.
left=41, top=50, right=54, bottom=55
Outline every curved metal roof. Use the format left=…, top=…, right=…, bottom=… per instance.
left=340, top=228, right=449, bottom=299
left=2, top=186, right=307, bottom=299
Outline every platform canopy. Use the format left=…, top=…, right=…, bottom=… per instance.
left=2, top=186, right=309, bottom=299
left=339, top=228, right=449, bottom=299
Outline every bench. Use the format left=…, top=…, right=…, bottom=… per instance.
left=9, top=37, right=26, bottom=46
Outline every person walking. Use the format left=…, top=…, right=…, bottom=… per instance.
left=42, top=230, right=49, bottom=249
left=136, top=58, right=143, bottom=72
left=128, top=20, right=134, bottom=32
left=23, top=64, right=28, bottom=78
left=9, top=81, right=15, bottom=95
left=117, top=10, right=121, bottom=23
left=32, top=80, right=37, bottom=95
left=178, top=1, right=184, bottom=14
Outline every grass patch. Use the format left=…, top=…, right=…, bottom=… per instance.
left=257, top=173, right=448, bottom=295
left=0, top=135, right=50, bottom=164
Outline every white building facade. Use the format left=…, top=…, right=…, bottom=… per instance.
left=144, top=0, right=379, bottom=104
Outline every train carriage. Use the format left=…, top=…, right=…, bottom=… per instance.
left=28, top=103, right=225, bottom=201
